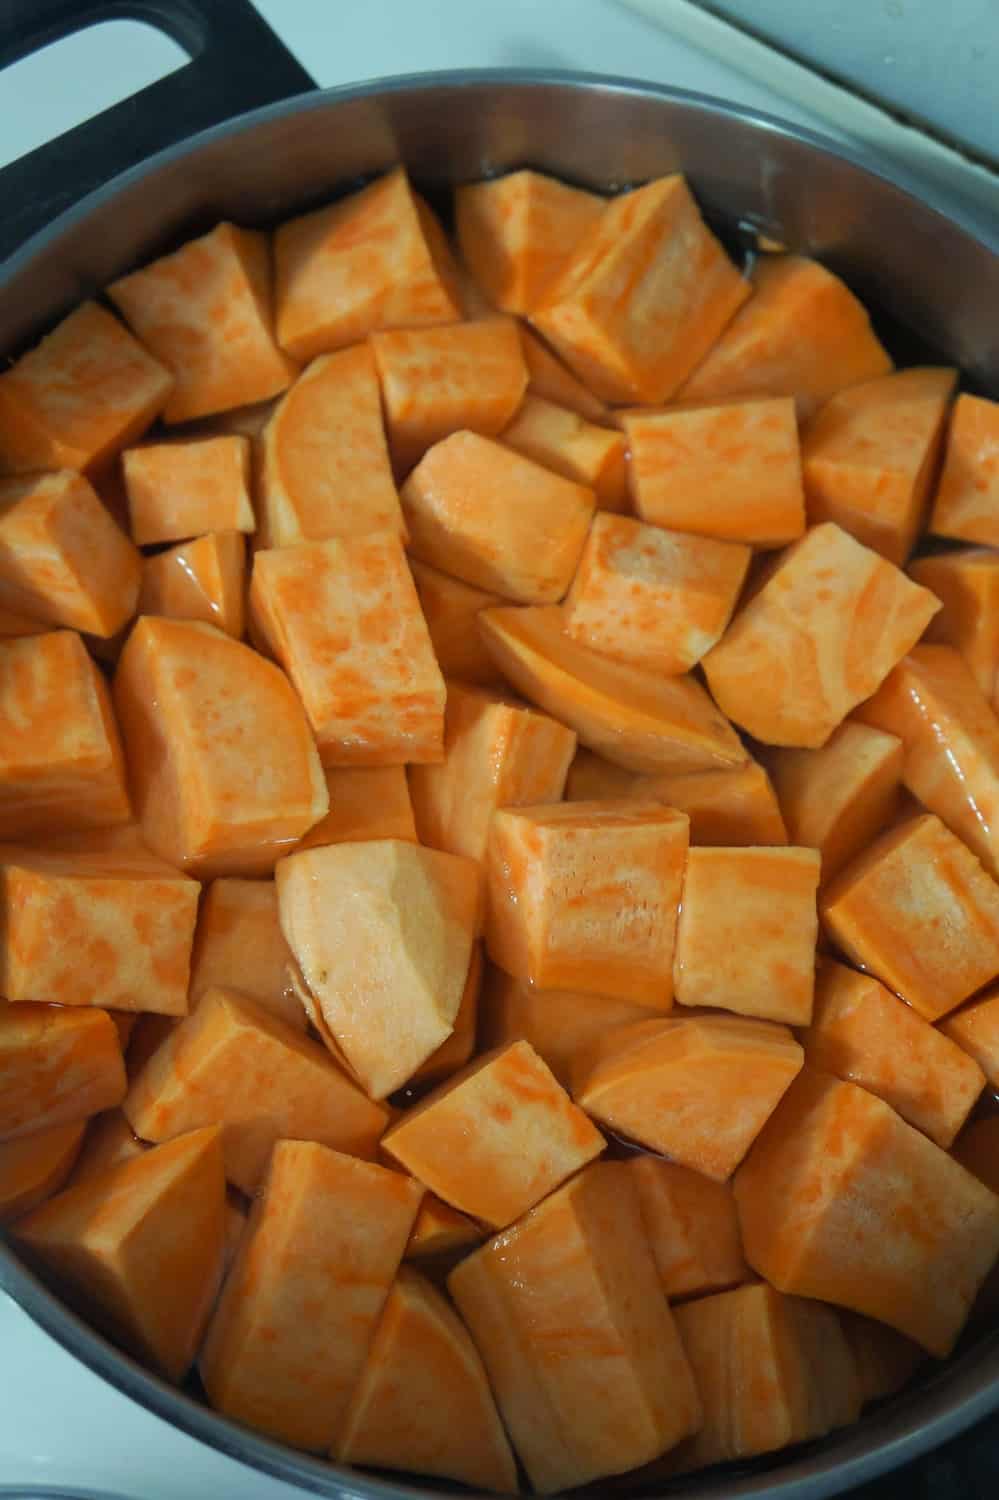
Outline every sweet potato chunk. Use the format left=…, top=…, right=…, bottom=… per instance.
left=625, top=398, right=805, bottom=547
left=274, top=167, right=462, bottom=363
left=480, top=604, right=747, bottom=774
left=124, top=987, right=387, bottom=1192
left=573, top=1014, right=802, bottom=1179
left=138, top=530, right=245, bottom=638
left=15, top=1125, right=224, bottom=1381
left=123, top=436, right=254, bottom=545
left=628, top=1155, right=749, bottom=1300
left=0, top=631, right=131, bottom=840
left=406, top=1193, right=486, bottom=1260
left=455, top=169, right=606, bottom=315
left=277, top=841, right=480, bottom=1099
left=0, top=301, right=172, bottom=475
left=679, top=255, right=892, bottom=420
left=410, top=682, right=576, bottom=864
left=409, top=943, right=482, bottom=1088
left=251, top=532, right=445, bottom=767
left=702, top=523, right=940, bottom=747
left=109, top=222, right=297, bottom=424
left=336, top=1267, right=518, bottom=1491
left=563, top=513, right=750, bottom=673
left=200, top=1141, right=422, bottom=1450
left=821, top=813, right=999, bottom=1022
left=114, top=616, right=327, bottom=876
left=188, top=878, right=302, bottom=1030
left=839, top=1311, right=925, bottom=1406
left=383, top=1040, right=604, bottom=1229
left=802, top=367, right=956, bottom=563
left=257, top=345, right=404, bottom=546
left=0, top=1003, right=125, bottom=1142
left=518, top=326, right=608, bottom=422
left=294, top=766, right=417, bottom=850
left=733, top=1067, right=999, bottom=1355
left=805, top=960, right=983, bottom=1147
left=0, top=1122, right=85, bottom=1223
left=911, top=547, right=999, bottom=705
left=502, top=395, right=627, bottom=511
left=532, top=174, right=749, bottom=404
left=449, top=1162, right=701, bottom=1492
left=401, top=431, right=595, bottom=604
left=0, top=472, right=141, bottom=637
left=1, top=846, right=198, bottom=1015
left=70, top=1109, right=147, bottom=1186
left=941, top=986, right=999, bottom=1087
left=408, top=558, right=503, bottom=688
left=930, top=392, right=999, bottom=544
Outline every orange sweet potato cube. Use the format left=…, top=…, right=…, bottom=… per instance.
left=124, top=987, right=388, bottom=1192
left=805, top=960, right=984, bottom=1148
left=624, top=397, right=806, bottom=547
left=1, top=846, right=198, bottom=1015
left=189, top=878, right=302, bottom=1031
left=0, top=631, right=131, bottom=841
left=336, top=1266, right=517, bottom=1490
left=257, top=345, right=404, bottom=547
left=250, top=533, right=445, bottom=767
left=802, top=367, right=956, bottom=564
left=563, top=513, right=751, bottom=673
left=409, top=682, right=576, bottom=864
left=531, top=174, right=749, bottom=404
left=572, top=1014, right=803, bottom=1179
left=109, top=222, right=297, bottom=424
left=674, top=845, right=819, bottom=1024
left=406, top=1193, right=486, bottom=1261
left=941, top=985, right=999, bottom=1088
left=138, top=531, right=245, bottom=638
left=401, top=431, right=595, bottom=604
left=479, top=605, right=747, bottom=774
left=627, top=1155, right=749, bottom=1300
left=733, top=1067, right=999, bottom=1355
left=274, top=168, right=462, bottom=363
left=0, top=301, right=172, bottom=475
left=911, top=548, right=999, bottom=704
left=702, top=523, right=940, bottom=747
left=821, top=813, right=999, bottom=1022
left=448, top=1161, right=701, bottom=1492
left=486, top=800, right=689, bottom=1006
left=123, top=436, right=254, bottom=546
left=0, top=471, right=141, bottom=637
left=277, top=841, right=480, bottom=1099
left=408, top=558, right=503, bottom=688
left=294, top=765, right=417, bottom=850
left=930, top=392, right=999, bottom=545
left=679, top=255, right=893, bottom=420
left=69, top=1109, right=147, bottom=1187
left=0, top=1003, right=125, bottom=1142
left=839, top=1311, right=925, bottom=1406
left=409, top=942, right=482, bottom=1088
left=15, top=1126, right=225, bottom=1382
left=371, top=318, right=527, bottom=476
left=501, top=394, right=628, bottom=511
left=518, top=325, right=608, bottom=422
left=0, top=1122, right=85, bottom=1224
left=114, top=616, right=327, bottom=876
left=455, top=169, right=606, bottom=315
left=767, top=721, right=904, bottom=883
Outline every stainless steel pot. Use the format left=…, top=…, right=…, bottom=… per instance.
left=1, top=3, right=998, bottom=1496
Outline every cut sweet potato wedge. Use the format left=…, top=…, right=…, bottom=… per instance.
left=930, top=392, right=999, bottom=545
left=839, top=1311, right=925, bottom=1406
left=294, top=766, right=417, bottom=851
left=0, top=1122, right=85, bottom=1223
left=911, top=547, right=999, bottom=705
left=189, top=878, right=302, bottom=1031
left=408, top=559, right=503, bottom=689
left=518, top=326, right=608, bottom=422
left=406, top=1193, right=486, bottom=1261
left=409, top=943, right=482, bottom=1088
left=69, top=1109, right=147, bottom=1186
left=502, top=394, right=627, bottom=511
left=0, top=1003, right=125, bottom=1142
left=941, top=985, right=999, bottom=1088
left=628, top=1155, right=749, bottom=1301
left=123, top=436, right=254, bottom=545
left=138, top=530, right=245, bottom=638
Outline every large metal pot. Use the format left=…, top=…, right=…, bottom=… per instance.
left=1, top=3, right=998, bottom=1496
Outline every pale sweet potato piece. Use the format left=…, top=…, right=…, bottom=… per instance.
left=930, top=392, right=999, bottom=544
left=625, top=397, right=805, bottom=546
left=336, top=1266, right=518, bottom=1490
left=257, top=345, right=404, bottom=547
left=911, top=548, right=999, bottom=704
left=124, top=986, right=388, bottom=1193
left=69, top=1109, right=147, bottom=1186
left=805, top=960, right=983, bottom=1148
left=941, top=985, right=999, bottom=1087
left=449, top=1161, right=701, bottom=1492
left=502, top=394, right=627, bottom=511
left=408, top=558, right=503, bottom=688
left=409, top=682, right=576, bottom=864
left=733, top=1067, right=999, bottom=1355
left=409, top=943, right=482, bottom=1088
left=803, top=367, right=956, bottom=564
left=109, top=223, right=297, bottom=424
left=532, top=174, right=749, bottom=404
left=15, top=1125, right=224, bottom=1381
left=0, top=472, right=141, bottom=636
left=627, top=1155, right=749, bottom=1300
left=275, top=168, right=462, bottom=363
left=189, top=878, right=303, bottom=1031
left=0, top=631, right=131, bottom=841
left=479, top=604, right=747, bottom=774
left=0, top=301, right=172, bottom=475
left=679, top=255, right=893, bottom=420
left=0, top=1003, right=125, bottom=1142
left=113, top=616, right=327, bottom=876
left=401, top=431, right=595, bottom=604
left=294, top=766, right=417, bottom=850
left=572, top=1014, right=803, bottom=1179
left=406, top=1193, right=486, bottom=1260
left=0, top=1122, right=85, bottom=1223
left=821, top=813, right=999, bottom=1022
left=123, top=436, right=254, bottom=545
left=563, top=513, right=750, bottom=673
left=138, top=530, right=245, bottom=639
left=250, top=532, right=445, bottom=767
left=702, top=523, right=940, bottom=747
left=839, top=1311, right=925, bottom=1406
left=487, top=800, right=688, bottom=1006
left=518, top=326, right=608, bottom=422
left=200, top=1140, right=423, bottom=1449
left=277, top=841, right=480, bottom=1099
left=1, top=846, right=198, bottom=1015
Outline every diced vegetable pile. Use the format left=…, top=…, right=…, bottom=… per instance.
left=4, top=162, right=999, bottom=1494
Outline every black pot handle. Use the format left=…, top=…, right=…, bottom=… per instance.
left=0, top=0, right=316, bottom=262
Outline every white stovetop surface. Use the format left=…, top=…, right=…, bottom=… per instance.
left=0, top=4, right=995, bottom=1497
